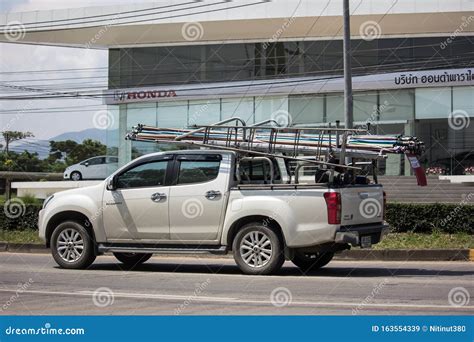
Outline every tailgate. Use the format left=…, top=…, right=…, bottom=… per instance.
left=338, top=186, right=384, bottom=225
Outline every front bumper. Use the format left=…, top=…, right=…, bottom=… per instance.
left=38, top=209, right=46, bottom=242
left=335, top=223, right=389, bottom=247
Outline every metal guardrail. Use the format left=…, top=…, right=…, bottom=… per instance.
left=0, top=171, right=63, bottom=200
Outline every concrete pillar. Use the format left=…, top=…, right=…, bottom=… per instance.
left=118, top=105, right=131, bottom=167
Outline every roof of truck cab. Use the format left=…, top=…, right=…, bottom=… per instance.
left=135, top=149, right=235, bottom=160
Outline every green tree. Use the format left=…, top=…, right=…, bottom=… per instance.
left=1, top=131, right=34, bottom=154
left=0, top=151, right=46, bottom=172
left=66, top=139, right=107, bottom=165
left=48, top=140, right=78, bottom=163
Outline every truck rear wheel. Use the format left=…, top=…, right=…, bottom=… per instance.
left=232, top=223, right=285, bottom=275
left=51, top=221, right=96, bottom=269
left=291, top=251, right=334, bottom=273
left=113, top=252, right=153, bottom=267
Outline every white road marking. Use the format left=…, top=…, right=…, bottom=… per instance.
left=0, top=288, right=472, bottom=312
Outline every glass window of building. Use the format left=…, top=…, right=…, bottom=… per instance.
left=352, top=40, right=378, bottom=73
left=353, top=92, right=378, bottom=123
left=254, top=96, right=289, bottom=124
left=188, top=99, right=220, bottom=125
left=377, top=38, right=413, bottom=72
left=289, top=95, right=324, bottom=125
left=206, top=43, right=255, bottom=82
left=379, top=89, right=415, bottom=121
left=221, top=98, right=254, bottom=123
left=157, top=101, right=188, bottom=128
left=326, top=93, right=345, bottom=124
left=126, top=103, right=157, bottom=129
left=453, top=86, right=474, bottom=116
left=415, top=87, right=451, bottom=119
left=126, top=104, right=159, bottom=158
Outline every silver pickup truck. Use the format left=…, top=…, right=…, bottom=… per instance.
left=39, top=150, right=388, bottom=275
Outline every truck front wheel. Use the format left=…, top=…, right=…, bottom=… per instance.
left=232, top=223, right=285, bottom=275
left=51, top=221, right=96, bottom=269
left=291, top=251, right=334, bottom=273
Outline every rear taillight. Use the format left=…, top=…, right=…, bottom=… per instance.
left=324, top=192, right=341, bottom=224
left=383, top=191, right=387, bottom=220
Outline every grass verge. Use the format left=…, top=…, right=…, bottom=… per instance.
left=0, top=230, right=43, bottom=244
left=374, top=231, right=473, bottom=249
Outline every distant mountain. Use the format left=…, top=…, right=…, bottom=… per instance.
left=50, top=128, right=107, bottom=144
left=10, top=128, right=117, bottom=159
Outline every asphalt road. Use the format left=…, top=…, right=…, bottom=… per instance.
left=0, top=253, right=472, bottom=315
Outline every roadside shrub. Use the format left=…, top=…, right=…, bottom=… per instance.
left=20, top=193, right=41, bottom=205
left=0, top=202, right=42, bottom=231
left=386, top=203, right=473, bottom=234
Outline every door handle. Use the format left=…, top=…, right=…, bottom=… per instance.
left=205, top=190, right=221, bottom=200
left=151, top=192, right=167, bottom=202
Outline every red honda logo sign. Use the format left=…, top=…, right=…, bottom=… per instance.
left=127, top=90, right=177, bottom=100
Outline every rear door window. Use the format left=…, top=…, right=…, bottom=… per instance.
left=176, top=158, right=221, bottom=184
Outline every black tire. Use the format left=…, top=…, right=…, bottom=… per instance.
left=70, top=171, right=82, bottom=181
left=291, top=250, right=334, bottom=273
left=232, top=223, right=285, bottom=275
left=51, top=221, right=96, bottom=269
left=113, top=252, right=153, bottom=267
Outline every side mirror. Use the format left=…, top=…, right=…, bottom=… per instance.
left=106, top=177, right=116, bottom=191
left=84, top=162, right=89, bottom=167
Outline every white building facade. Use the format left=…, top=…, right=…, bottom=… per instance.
left=2, top=0, right=473, bottom=175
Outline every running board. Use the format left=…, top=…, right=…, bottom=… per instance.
left=98, top=244, right=228, bottom=255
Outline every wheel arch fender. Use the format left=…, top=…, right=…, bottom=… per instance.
left=221, top=197, right=296, bottom=248
left=43, top=196, right=105, bottom=248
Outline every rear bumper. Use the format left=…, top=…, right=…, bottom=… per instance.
left=335, top=223, right=389, bottom=247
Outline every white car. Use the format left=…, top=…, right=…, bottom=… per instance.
left=63, top=156, right=118, bottom=181
left=42, top=150, right=388, bottom=275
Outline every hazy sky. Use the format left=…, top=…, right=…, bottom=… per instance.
left=0, top=0, right=154, bottom=141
